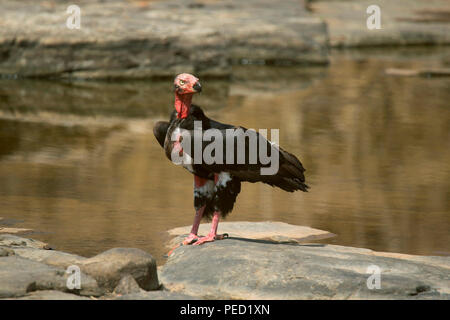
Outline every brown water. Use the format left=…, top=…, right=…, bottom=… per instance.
left=0, top=48, right=449, bottom=264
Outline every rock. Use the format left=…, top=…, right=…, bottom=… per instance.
left=167, top=221, right=335, bottom=248
left=1, top=235, right=87, bottom=271
left=385, top=68, right=422, bottom=77
left=12, top=247, right=86, bottom=270
left=2, top=232, right=448, bottom=300
left=113, top=290, right=200, bottom=300
left=0, top=234, right=50, bottom=250
left=0, top=227, right=32, bottom=234
left=0, top=256, right=102, bottom=298
left=79, top=248, right=159, bottom=292
left=0, top=0, right=328, bottom=79
left=0, top=235, right=159, bottom=294
left=14, top=290, right=91, bottom=300
left=114, top=275, right=143, bottom=295
left=160, top=239, right=450, bottom=299
left=0, top=247, right=14, bottom=257
left=385, top=68, right=450, bottom=77
left=310, top=0, right=450, bottom=47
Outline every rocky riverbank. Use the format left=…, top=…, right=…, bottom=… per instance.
left=0, top=0, right=328, bottom=79
left=1, top=222, right=449, bottom=300
left=0, top=233, right=193, bottom=299
left=2, top=0, right=448, bottom=80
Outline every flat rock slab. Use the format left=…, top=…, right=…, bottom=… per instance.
left=12, top=246, right=86, bottom=268
left=0, top=227, right=32, bottom=234
left=167, top=221, right=335, bottom=247
left=0, top=234, right=50, bottom=250
left=385, top=68, right=450, bottom=77
left=160, top=239, right=450, bottom=299
left=0, top=0, right=328, bottom=79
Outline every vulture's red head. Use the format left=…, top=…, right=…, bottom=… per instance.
left=174, top=73, right=202, bottom=95
left=173, top=73, right=201, bottom=118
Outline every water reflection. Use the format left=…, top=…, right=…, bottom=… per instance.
left=0, top=50, right=448, bottom=264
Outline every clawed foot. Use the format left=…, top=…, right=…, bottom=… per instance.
left=167, top=233, right=228, bottom=256
left=193, top=233, right=228, bottom=246
left=166, top=233, right=199, bottom=256
left=182, top=233, right=199, bottom=245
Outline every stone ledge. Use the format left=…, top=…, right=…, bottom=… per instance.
left=0, top=0, right=329, bottom=79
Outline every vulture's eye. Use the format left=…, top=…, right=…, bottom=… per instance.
left=179, top=80, right=186, bottom=85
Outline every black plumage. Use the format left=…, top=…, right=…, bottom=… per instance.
left=154, top=104, right=309, bottom=219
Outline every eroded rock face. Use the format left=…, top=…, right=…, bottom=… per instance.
left=160, top=239, right=450, bottom=300
left=0, top=0, right=328, bottom=79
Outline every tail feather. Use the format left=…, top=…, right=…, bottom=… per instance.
left=277, top=148, right=309, bottom=192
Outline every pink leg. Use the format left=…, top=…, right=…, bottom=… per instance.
left=193, top=211, right=227, bottom=245
left=182, top=205, right=205, bottom=245
left=181, top=175, right=211, bottom=245
left=167, top=205, right=205, bottom=256
left=193, top=174, right=228, bottom=246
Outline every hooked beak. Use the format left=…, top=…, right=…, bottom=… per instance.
left=193, top=81, right=202, bottom=93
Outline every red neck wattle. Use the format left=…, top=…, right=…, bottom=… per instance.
left=175, top=93, right=193, bottom=119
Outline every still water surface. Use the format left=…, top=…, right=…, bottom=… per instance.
left=0, top=49, right=449, bottom=264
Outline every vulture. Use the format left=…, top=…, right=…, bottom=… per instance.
left=153, top=73, right=308, bottom=249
